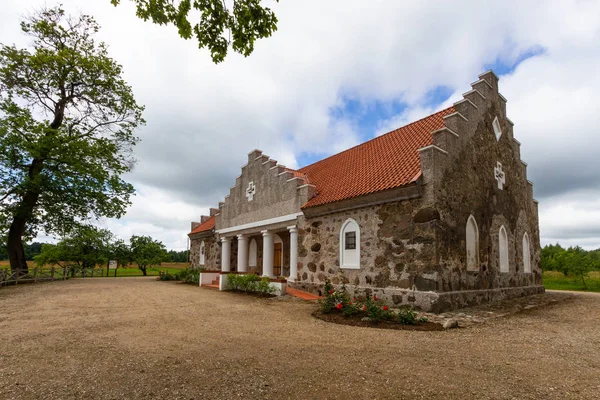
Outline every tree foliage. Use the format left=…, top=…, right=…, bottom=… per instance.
left=130, top=235, right=168, bottom=275
left=111, top=0, right=279, bottom=63
left=0, top=6, right=144, bottom=270
left=541, top=244, right=600, bottom=289
left=34, top=225, right=113, bottom=270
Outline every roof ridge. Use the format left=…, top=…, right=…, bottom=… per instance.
left=298, top=106, right=455, bottom=172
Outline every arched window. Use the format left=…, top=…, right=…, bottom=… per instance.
left=466, top=215, right=479, bottom=271
left=248, top=238, right=258, bottom=268
left=499, top=226, right=509, bottom=273
left=199, top=241, right=206, bottom=266
left=340, top=218, right=360, bottom=269
left=523, top=233, right=531, bottom=273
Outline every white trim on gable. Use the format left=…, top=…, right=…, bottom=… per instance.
left=216, top=212, right=303, bottom=235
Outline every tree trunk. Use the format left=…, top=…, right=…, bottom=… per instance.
left=7, top=219, right=28, bottom=272
left=7, top=159, right=44, bottom=272
left=140, top=266, right=147, bottom=276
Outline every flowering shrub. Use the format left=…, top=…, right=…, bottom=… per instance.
left=318, top=278, right=423, bottom=324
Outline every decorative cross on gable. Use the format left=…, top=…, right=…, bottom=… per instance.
left=245, top=181, right=256, bottom=201
left=494, top=162, right=506, bottom=190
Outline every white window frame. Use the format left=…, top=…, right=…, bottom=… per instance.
left=523, top=233, right=531, bottom=273
left=493, top=116, right=502, bottom=141
left=340, top=218, right=360, bottom=269
left=199, top=241, right=206, bottom=266
left=466, top=215, right=479, bottom=271
left=499, top=225, right=509, bottom=273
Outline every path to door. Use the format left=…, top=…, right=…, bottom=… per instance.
left=0, top=278, right=599, bottom=399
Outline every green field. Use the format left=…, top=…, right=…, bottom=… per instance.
left=0, top=261, right=189, bottom=277
left=543, top=270, right=600, bottom=292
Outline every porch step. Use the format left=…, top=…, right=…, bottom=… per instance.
left=204, top=283, right=219, bottom=289
left=286, top=286, right=321, bottom=301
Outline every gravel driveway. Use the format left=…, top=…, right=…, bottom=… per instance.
left=1, top=278, right=599, bottom=399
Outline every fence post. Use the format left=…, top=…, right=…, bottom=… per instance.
left=33, top=268, right=38, bottom=283
left=51, top=267, right=55, bottom=281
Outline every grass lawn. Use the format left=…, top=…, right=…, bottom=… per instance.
left=543, top=270, right=600, bottom=292
left=0, top=260, right=189, bottom=277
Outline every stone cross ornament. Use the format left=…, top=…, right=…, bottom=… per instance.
left=494, top=162, right=506, bottom=190
left=245, top=181, right=257, bottom=201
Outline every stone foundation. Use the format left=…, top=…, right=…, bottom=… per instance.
left=290, top=281, right=545, bottom=313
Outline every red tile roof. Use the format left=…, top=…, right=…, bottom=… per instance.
left=189, top=215, right=215, bottom=235
left=298, top=107, right=455, bottom=208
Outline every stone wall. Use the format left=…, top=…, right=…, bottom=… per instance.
left=189, top=235, right=220, bottom=270
left=216, top=150, right=315, bottom=230
left=292, top=71, right=543, bottom=312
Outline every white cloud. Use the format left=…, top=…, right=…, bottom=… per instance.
left=1, top=0, right=600, bottom=249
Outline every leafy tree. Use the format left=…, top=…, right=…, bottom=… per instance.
left=167, top=249, right=188, bottom=262
left=24, top=242, right=44, bottom=260
left=111, top=0, right=279, bottom=63
left=0, top=7, right=144, bottom=271
left=34, top=225, right=113, bottom=272
left=130, top=235, right=168, bottom=276
left=541, top=243, right=567, bottom=274
left=108, top=239, right=132, bottom=268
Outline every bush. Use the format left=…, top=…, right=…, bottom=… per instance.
left=180, top=268, right=199, bottom=285
left=158, top=270, right=179, bottom=281
left=227, top=273, right=275, bottom=295
left=396, top=307, right=418, bottom=325
left=318, top=278, right=423, bottom=325
left=319, top=278, right=359, bottom=316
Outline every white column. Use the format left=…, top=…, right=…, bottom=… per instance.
left=262, top=230, right=275, bottom=278
left=221, top=237, right=231, bottom=272
left=288, top=226, right=298, bottom=282
left=237, top=234, right=248, bottom=273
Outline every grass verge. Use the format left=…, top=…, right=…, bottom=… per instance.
left=543, top=270, right=600, bottom=292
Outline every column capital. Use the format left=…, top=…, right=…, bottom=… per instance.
left=236, top=233, right=247, bottom=240
left=221, top=236, right=232, bottom=243
left=287, top=225, right=298, bottom=233
left=261, top=230, right=273, bottom=237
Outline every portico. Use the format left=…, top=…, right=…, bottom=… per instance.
left=218, top=222, right=299, bottom=286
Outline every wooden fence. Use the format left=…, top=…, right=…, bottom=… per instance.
left=0, top=267, right=104, bottom=287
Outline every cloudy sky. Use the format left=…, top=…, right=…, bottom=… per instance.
left=2, top=0, right=600, bottom=250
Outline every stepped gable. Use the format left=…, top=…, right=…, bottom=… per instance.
left=298, top=106, right=455, bottom=208
left=189, top=215, right=215, bottom=235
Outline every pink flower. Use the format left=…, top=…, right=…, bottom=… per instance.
left=336, top=303, right=343, bottom=310
left=362, top=305, right=367, bottom=311
left=382, top=306, right=389, bottom=311
left=329, top=289, right=334, bottom=295
left=353, top=297, right=357, bottom=302
left=373, top=295, right=378, bottom=301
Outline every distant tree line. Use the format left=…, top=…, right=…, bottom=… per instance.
left=0, top=242, right=44, bottom=261
left=541, top=244, right=600, bottom=289
left=0, top=229, right=189, bottom=275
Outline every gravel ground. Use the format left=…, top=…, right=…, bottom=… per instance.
left=0, top=278, right=599, bottom=400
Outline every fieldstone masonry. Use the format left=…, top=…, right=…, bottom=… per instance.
left=188, top=71, right=543, bottom=312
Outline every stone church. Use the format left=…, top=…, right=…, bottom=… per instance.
left=188, top=71, right=543, bottom=312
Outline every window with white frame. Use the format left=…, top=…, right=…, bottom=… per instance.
left=493, top=116, right=502, bottom=141
left=199, top=241, right=206, bottom=266
left=340, top=218, right=360, bottom=269
left=523, top=233, right=531, bottom=273
left=499, top=226, right=509, bottom=273
left=466, top=215, right=479, bottom=271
